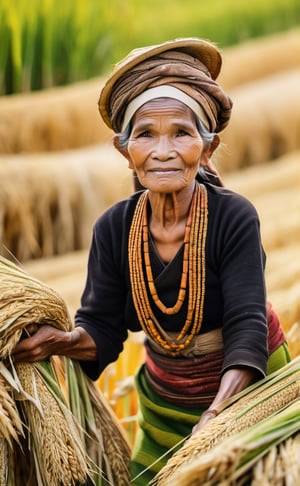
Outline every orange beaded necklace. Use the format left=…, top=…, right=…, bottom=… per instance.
left=128, top=182, right=208, bottom=356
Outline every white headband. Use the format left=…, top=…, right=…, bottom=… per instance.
left=121, top=85, right=209, bottom=131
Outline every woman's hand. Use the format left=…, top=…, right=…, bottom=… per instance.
left=192, top=408, right=218, bottom=433
left=13, top=325, right=97, bottom=363
left=192, top=367, right=259, bottom=434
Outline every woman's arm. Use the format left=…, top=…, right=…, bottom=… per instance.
left=193, top=191, right=268, bottom=433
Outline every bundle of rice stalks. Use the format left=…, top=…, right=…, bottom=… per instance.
left=153, top=357, right=300, bottom=485
left=0, top=255, right=72, bottom=358
left=161, top=400, right=300, bottom=486
left=0, top=255, right=131, bottom=485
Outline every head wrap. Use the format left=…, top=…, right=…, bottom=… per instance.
left=99, top=38, right=233, bottom=133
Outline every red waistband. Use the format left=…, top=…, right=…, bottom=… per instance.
left=145, top=342, right=223, bottom=407
left=267, top=302, right=286, bottom=354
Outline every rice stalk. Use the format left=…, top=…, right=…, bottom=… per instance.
left=66, top=359, right=132, bottom=485
left=1, top=0, right=300, bottom=95
left=0, top=437, right=8, bottom=486
left=7, top=435, right=38, bottom=486
left=153, top=357, right=300, bottom=485
left=0, top=370, right=23, bottom=449
left=14, top=361, right=89, bottom=486
left=250, top=434, right=300, bottom=485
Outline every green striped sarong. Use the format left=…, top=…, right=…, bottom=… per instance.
left=130, top=342, right=291, bottom=485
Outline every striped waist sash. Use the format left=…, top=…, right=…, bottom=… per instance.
left=145, top=329, right=224, bottom=407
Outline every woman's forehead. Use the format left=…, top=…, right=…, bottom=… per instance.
left=133, top=98, right=195, bottom=121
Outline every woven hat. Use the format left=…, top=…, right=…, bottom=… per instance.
left=99, top=37, right=222, bottom=130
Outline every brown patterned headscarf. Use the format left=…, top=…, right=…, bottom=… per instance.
left=99, top=41, right=233, bottom=134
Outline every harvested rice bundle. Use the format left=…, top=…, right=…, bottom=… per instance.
left=153, top=357, right=300, bottom=485
left=0, top=374, right=23, bottom=447
left=0, top=373, right=24, bottom=486
left=0, top=255, right=132, bottom=485
left=250, top=435, right=300, bottom=485
left=223, top=151, right=300, bottom=200
left=162, top=401, right=300, bottom=486
left=0, top=255, right=72, bottom=359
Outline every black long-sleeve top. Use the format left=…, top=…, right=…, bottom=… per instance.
left=75, top=183, right=268, bottom=381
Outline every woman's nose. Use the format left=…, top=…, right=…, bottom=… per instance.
left=152, top=136, right=175, bottom=160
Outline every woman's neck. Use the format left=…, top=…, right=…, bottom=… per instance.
left=148, top=182, right=196, bottom=228
left=147, top=182, right=196, bottom=261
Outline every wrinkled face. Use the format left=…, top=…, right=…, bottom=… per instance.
left=125, top=98, right=208, bottom=193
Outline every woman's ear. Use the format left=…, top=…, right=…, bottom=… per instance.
left=200, top=134, right=220, bottom=166
left=113, top=135, right=128, bottom=158
left=113, top=135, right=135, bottom=169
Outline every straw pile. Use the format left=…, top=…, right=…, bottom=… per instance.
left=0, top=78, right=111, bottom=154
left=219, top=27, right=300, bottom=90
left=152, top=357, right=300, bottom=485
left=218, top=69, right=300, bottom=171
left=0, top=255, right=131, bottom=485
left=0, top=145, right=131, bottom=261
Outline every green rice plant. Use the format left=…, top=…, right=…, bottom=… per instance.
left=1, top=0, right=299, bottom=95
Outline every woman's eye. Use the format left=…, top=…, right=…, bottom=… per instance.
left=177, top=129, right=188, bottom=137
left=137, top=130, right=151, bottom=138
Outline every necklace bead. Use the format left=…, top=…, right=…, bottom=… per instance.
left=128, top=182, right=208, bottom=355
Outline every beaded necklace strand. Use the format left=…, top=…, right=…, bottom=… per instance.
left=128, top=182, right=208, bottom=355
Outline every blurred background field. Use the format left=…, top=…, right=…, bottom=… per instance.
left=1, top=0, right=299, bottom=95
left=1, top=0, right=300, bottom=444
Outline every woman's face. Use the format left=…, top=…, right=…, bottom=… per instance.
left=124, top=98, right=209, bottom=193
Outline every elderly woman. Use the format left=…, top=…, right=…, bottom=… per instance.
left=13, top=38, right=290, bottom=484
